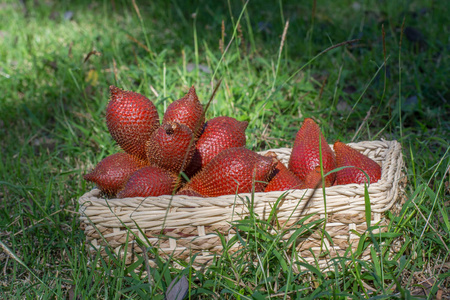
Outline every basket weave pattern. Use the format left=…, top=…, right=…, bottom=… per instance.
left=79, top=140, right=405, bottom=268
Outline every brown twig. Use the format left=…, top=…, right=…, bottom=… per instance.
left=126, top=34, right=152, bottom=54
left=83, top=50, right=101, bottom=63
left=352, top=106, right=374, bottom=142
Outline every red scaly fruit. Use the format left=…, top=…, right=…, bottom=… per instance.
left=117, top=166, right=178, bottom=198
left=334, top=141, right=382, bottom=185
left=186, top=116, right=248, bottom=176
left=301, top=166, right=334, bottom=189
left=182, top=147, right=277, bottom=197
left=176, top=188, right=205, bottom=197
left=264, top=152, right=303, bottom=192
left=288, top=118, right=336, bottom=183
left=163, top=86, right=204, bottom=138
left=83, top=153, right=147, bottom=196
left=145, top=122, right=195, bottom=173
left=106, top=86, right=160, bottom=160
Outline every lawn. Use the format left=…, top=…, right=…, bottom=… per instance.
left=0, top=0, right=449, bottom=298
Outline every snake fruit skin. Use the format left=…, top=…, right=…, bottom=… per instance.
left=176, top=188, right=205, bottom=197
left=146, top=122, right=195, bottom=173
left=184, top=147, right=277, bottom=197
left=106, top=86, right=160, bottom=160
left=83, top=153, right=146, bottom=196
left=264, top=153, right=303, bottom=192
left=162, top=86, right=204, bottom=138
left=302, top=166, right=334, bottom=189
left=334, top=141, right=382, bottom=185
left=186, top=116, right=248, bottom=176
left=117, top=166, right=178, bottom=198
left=288, top=118, right=336, bottom=184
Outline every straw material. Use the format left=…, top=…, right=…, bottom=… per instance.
left=79, top=139, right=406, bottom=269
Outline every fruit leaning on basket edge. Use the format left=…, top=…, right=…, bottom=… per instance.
left=83, top=85, right=382, bottom=199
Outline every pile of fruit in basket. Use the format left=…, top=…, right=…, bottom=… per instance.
left=84, top=85, right=381, bottom=198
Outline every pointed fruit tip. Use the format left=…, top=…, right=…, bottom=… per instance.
left=188, top=85, right=196, bottom=94
left=109, top=85, right=122, bottom=97
left=83, top=173, right=93, bottom=181
left=303, top=117, right=317, bottom=126
left=333, top=140, right=344, bottom=149
left=186, top=85, right=198, bottom=100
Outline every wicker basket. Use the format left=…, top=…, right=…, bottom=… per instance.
left=79, top=139, right=406, bottom=269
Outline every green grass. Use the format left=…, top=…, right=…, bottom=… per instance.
left=1, top=0, right=449, bottom=298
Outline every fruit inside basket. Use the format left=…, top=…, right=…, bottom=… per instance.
left=84, top=85, right=384, bottom=199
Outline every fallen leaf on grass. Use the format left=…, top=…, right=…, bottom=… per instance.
left=85, top=69, right=99, bottom=86
left=166, top=275, right=189, bottom=300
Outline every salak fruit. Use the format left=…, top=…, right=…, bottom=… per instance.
left=334, top=141, right=381, bottom=185
left=186, top=116, right=248, bottom=176
left=106, top=86, right=160, bottom=160
left=162, top=86, right=204, bottom=138
left=117, top=166, right=178, bottom=198
left=264, top=152, right=303, bottom=192
left=302, top=166, right=334, bottom=189
left=176, top=188, right=205, bottom=197
left=288, top=118, right=336, bottom=184
left=145, top=122, right=195, bottom=173
left=83, top=152, right=147, bottom=196
left=180, top=147, right=277, bottom=197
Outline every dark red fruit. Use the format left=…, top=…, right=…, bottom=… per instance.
left=145, top=122, right=195, bottom=173
left=184, top=147, right=277, bottom=197
left=264, top=153, right=303, bottom=192
left=117, top=166, right=178, bottom=198
left=186, top=116, right=248, bottom=176
left=176, top=188, right=205, bottom=197
left=302, top=166, right=334, bottom=189
left=83, top=153, right=147, bottom=196
left=106, top=86, right=160, bottom=160
left=334, top=141, right=382, bottom=185
left=288, top=118, right=336, bottom=183
left=163, top=86, right=204, bottom=137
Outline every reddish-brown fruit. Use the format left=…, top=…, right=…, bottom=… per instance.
left=264, top=154, right=303, bottom=192
left=301, top=166, right=334, bottom=189
left=288, top=118, right=336, bottom=183
left=117, top=166, right=178, bottom=198
left=334, top=141, right=382, bottom=185
left=83, top=153, right=147, bottom=196
left=184, top=147, right=277, bottom=197
left=163, top=86, right=204, bottom=137
left=106, top=86, right=160, bottom=160
left=146, top=122, right=195, bottom=173
left=176, top=188, right=205, bottom=197
left=186, top=116, right=248, bottom=176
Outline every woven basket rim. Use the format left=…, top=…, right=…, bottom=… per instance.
left=79, top=139, right=404, bottom=221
